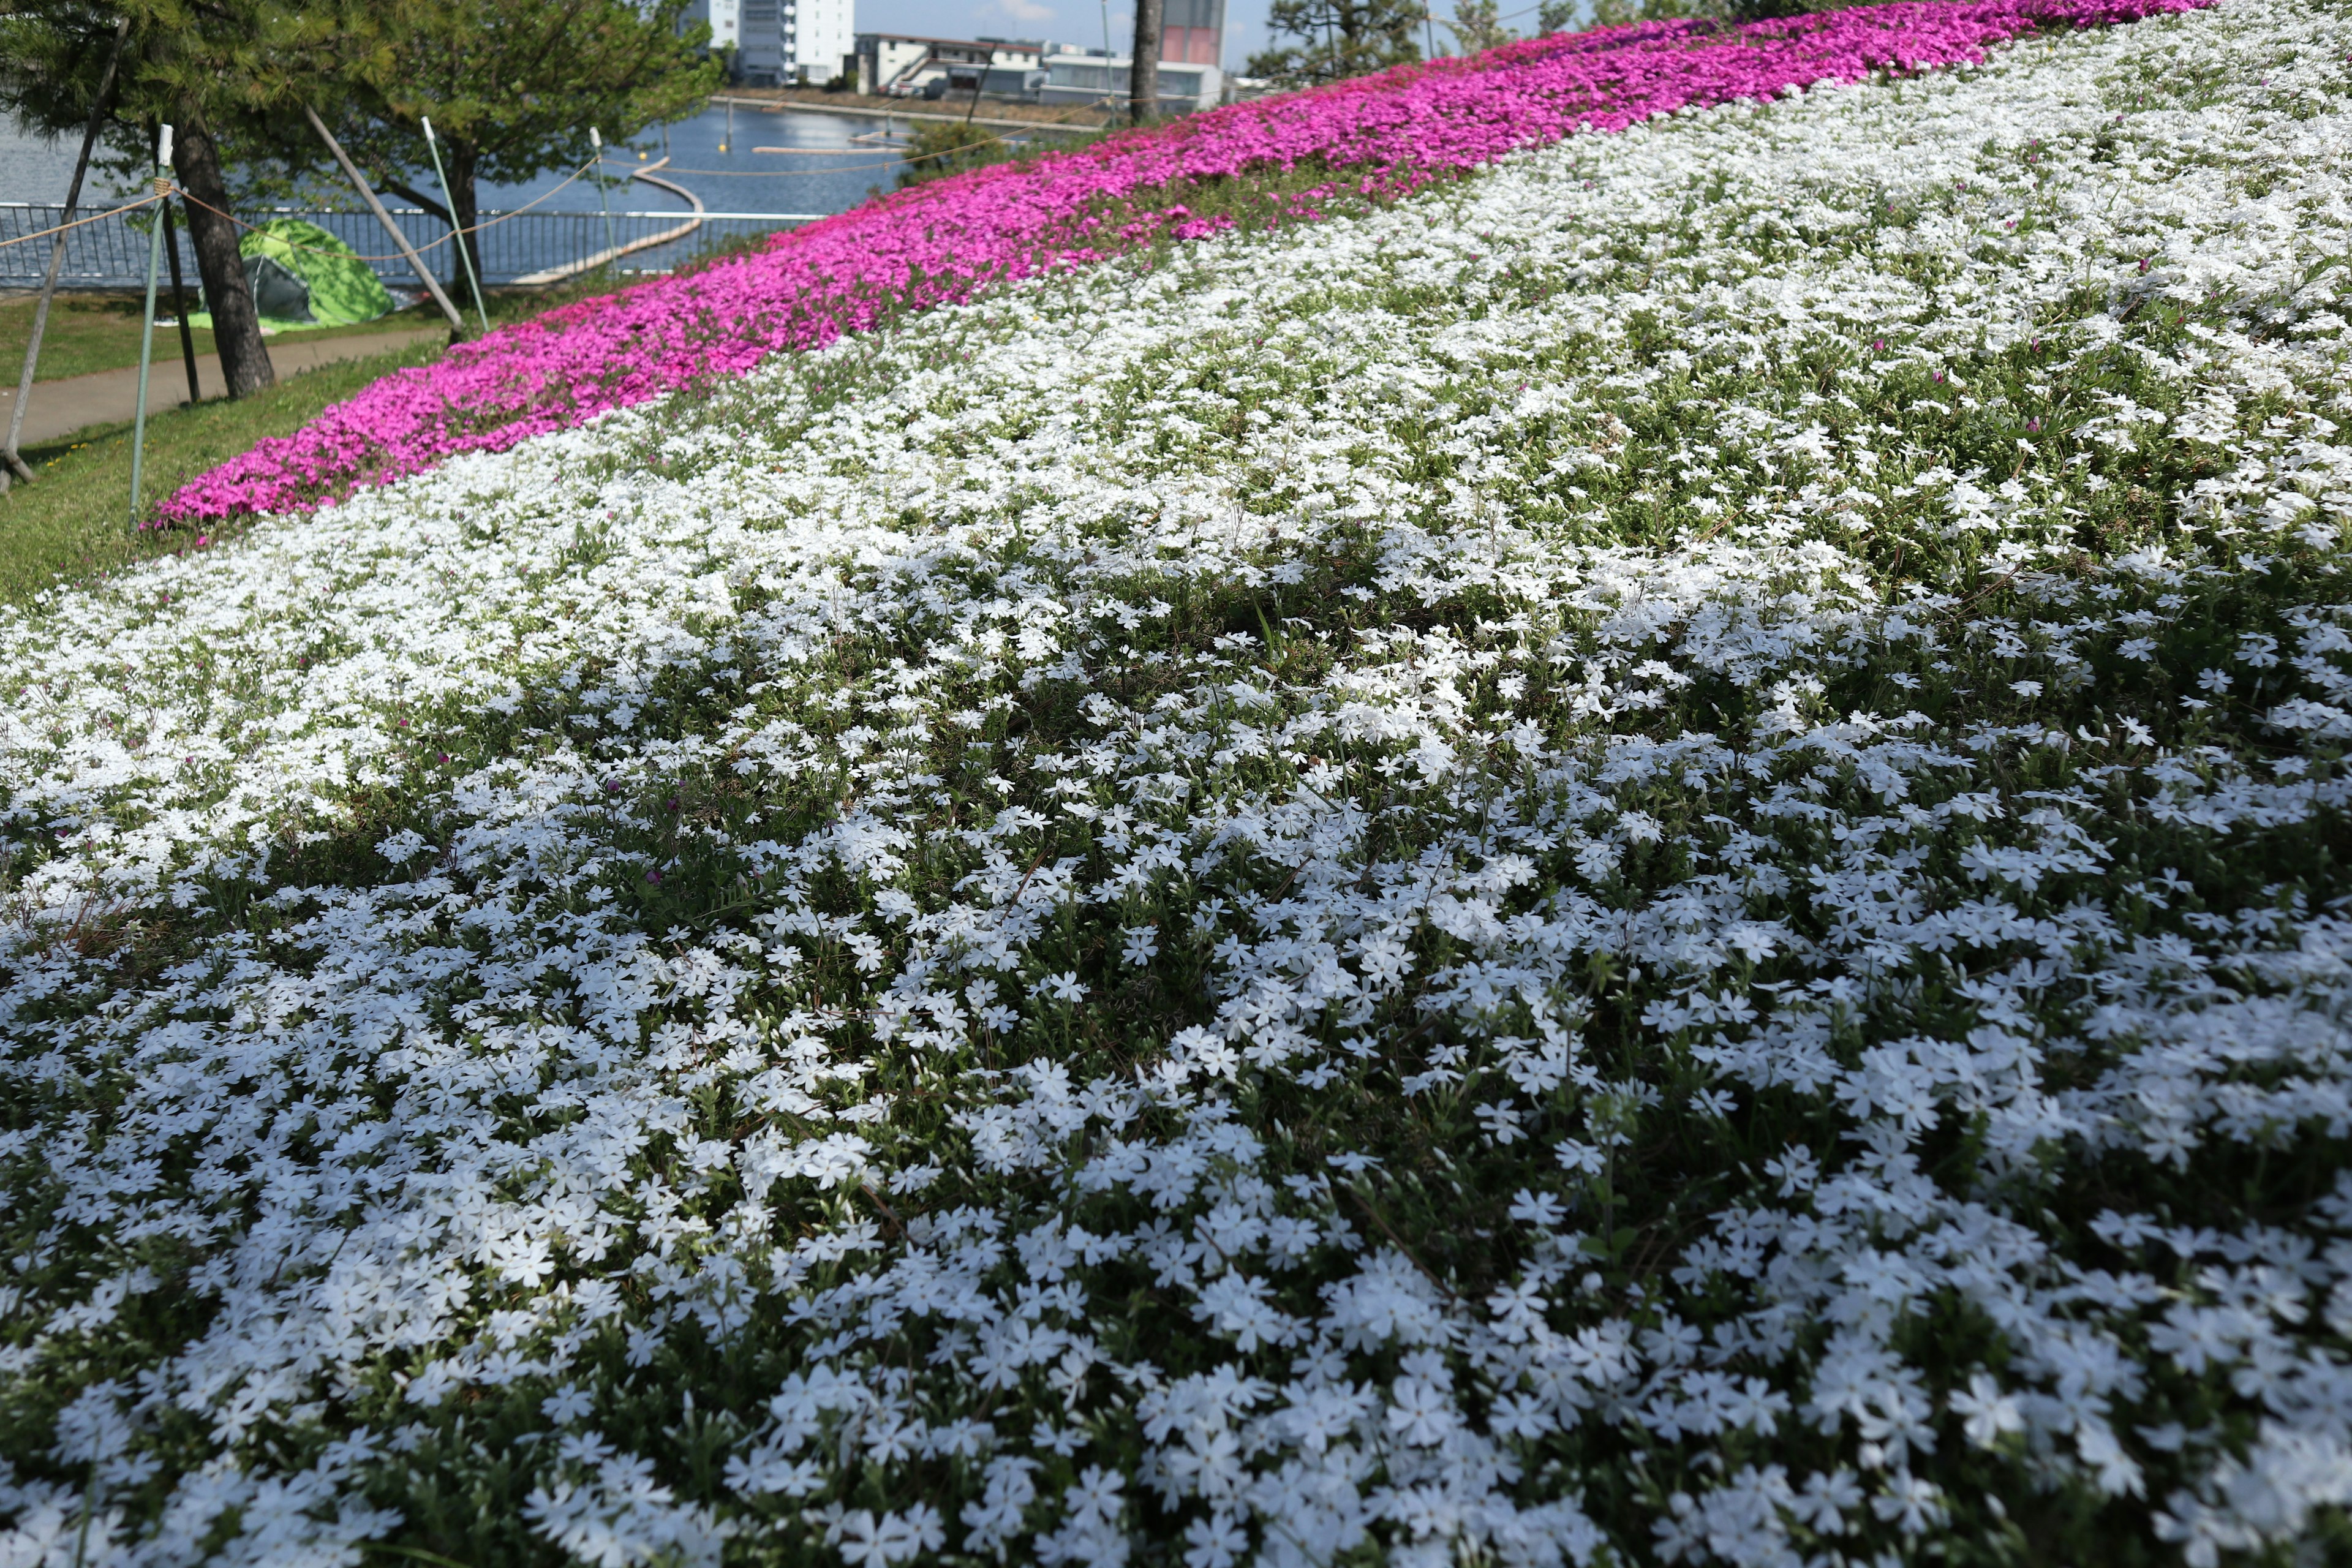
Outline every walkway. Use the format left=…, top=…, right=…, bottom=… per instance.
left=0, top=325, right=446, bottom=448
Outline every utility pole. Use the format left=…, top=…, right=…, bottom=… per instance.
left=1130, top=0, right=1163, bottom=124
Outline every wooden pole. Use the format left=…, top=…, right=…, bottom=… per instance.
left=2, top=14, right=131, bottom=491
left=301, top=104, right=466, bottom=334
left=162, top=198, right=203, bottom=405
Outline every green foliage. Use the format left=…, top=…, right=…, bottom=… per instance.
left=328, top=0, right=722, bottom=273
left=0, top=0, right=717, bottom=274
left=1447, top=0, right=1520, bottom=56
left=1245, top=0, right=1426, bottom=88
left=0, top=0, right=368, bottom=199
left=894, top=121, right=1001, bottom=189
left=891, top=121, right=1120, bottom=190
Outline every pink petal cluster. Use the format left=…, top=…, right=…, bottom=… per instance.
left=159, top=0, right=2207, bottom=524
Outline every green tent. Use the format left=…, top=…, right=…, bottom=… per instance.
left=189, top=219, right=397, bottom=333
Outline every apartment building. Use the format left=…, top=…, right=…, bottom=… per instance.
left=1036, top=47, right=1222, bottom=112
left=851, top=35, right=1047, bottom=97
left=1036, top=0, right=1228, bottom=113
left=687, top=0, right=856, bottom=85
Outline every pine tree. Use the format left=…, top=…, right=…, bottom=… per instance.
left=0, top=0, right=361, bottom=398
left=326, top=0, right=720, bottom=295
left=1245, top=0, right=1423, bottom=89
left=1445, top=0, right=1518, bottom=56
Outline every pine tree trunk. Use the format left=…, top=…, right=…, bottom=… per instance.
left=1131, top=0, right=1163, bottom=123
left=172, top=108, right=274, bottom=398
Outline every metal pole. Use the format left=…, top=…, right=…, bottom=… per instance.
left=129, top=126, right=172, bottom=531
left=301, top=104, right=466, bottom=333
left=589, top=127, right=618, bottom=276
left=423, top=116, right=491, bottom=334
left=4, top=14, right=132, bottom=490
left=162, top=197, right=202, bottom=405
left=1101, top=0, right=1115, bottom=121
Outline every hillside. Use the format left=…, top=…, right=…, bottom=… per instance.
left=4, top=1, right=2352, bottom=1564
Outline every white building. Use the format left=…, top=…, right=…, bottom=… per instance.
left=1032, top=0, right=1227, bottom=115
left=692, top=0, right=856, bottom=85
left=852, top=35, right=1044, bottom=97
left=691, top=0, right=740, bottom=50
left=1038, top=46, right=1221, bottom=113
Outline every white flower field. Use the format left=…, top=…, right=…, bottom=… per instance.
left=5, top=1, right=2352, bottom=1563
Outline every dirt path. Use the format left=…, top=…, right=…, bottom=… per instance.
left=1, top=326, right=447, bottom=448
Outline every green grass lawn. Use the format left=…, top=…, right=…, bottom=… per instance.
left=0, top=335, right=443, bottom=606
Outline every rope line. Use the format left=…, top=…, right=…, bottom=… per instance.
left=0, top=190, right=165, bottom=253
left=0, top=154, right=611, bottom=266
left=172, top=186, right=456, bottom=263
left=174, top=154, right=616, bottom=262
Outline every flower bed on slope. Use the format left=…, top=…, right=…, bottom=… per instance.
left=157, top=0, right=2206, bottom=527
left=7, top=2, right=2352, bottom=1564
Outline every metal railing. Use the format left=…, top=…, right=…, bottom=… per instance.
left=0, top=203, right=823, bottom=292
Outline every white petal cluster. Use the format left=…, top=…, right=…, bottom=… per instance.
left=6, top=3, right=2352, bottom=1564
